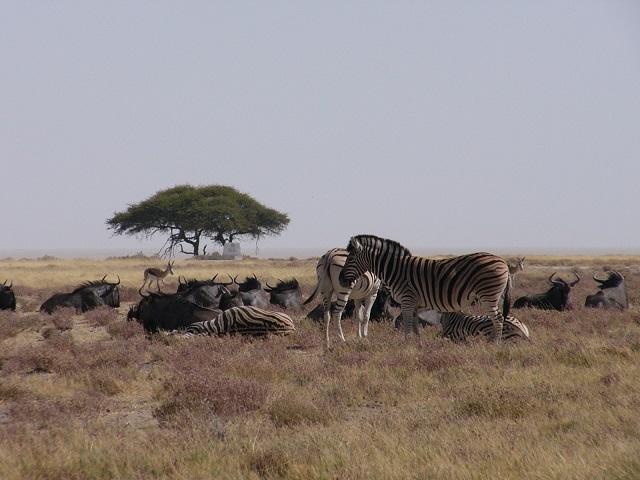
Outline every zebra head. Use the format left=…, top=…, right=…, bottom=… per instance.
left=338, top=237, right=366, bottom=288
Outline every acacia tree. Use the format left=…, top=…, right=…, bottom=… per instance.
left=106, top=185, right=290, bottom=257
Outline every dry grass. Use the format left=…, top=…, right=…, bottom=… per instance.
left=1, top=255, right=640, bottom=479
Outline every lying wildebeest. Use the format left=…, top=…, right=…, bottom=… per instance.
left=183, top=306, right=295, bottom=337
left=265, top=278, right=303, bottom=309
left=585, top=271, right=629, bottom=310
left=0, top=280, right=16, bottom=311
left=234, top=275, right=270, bottom=308
left=513, top=272, right=580, bottom=311
left=40, top=275, right=120, bottom=314
left=176, top=275, right=231, bottom=309
left=128, top=288, right=221, bottom=334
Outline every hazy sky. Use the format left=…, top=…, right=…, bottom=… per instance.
left=2, top=2, right=639, bottom=258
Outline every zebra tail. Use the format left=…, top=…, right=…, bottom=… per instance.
left=303, top=258, right=329, bottom=305
left=503, top=275, right=512, bottom=319
left=303, top=276, right=321, bottom=305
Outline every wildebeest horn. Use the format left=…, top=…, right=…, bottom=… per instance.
left=101, top=274, right=108, bottom=282
left=114, top=275, right=121, bottom=285
left=210, top=273, right=219, bottom=283
left=548, top=272, right=561, bottom=285
left=265, top=281, right=274, bottom=290
left=592, top=272, right=606, bottom=284
left=138, top=286, right=149, bottom=298
left=569, top=272, right=580, bottom=286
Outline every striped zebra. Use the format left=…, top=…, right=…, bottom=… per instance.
left=437, top=312, right=529, bottom=342
left=338, top=235, right=511, bottom=344
left=183, top=306, right=295, bottom=337
left=303, top=248, right=381, bottom=347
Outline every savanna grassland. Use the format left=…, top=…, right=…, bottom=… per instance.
left=1, top=253, right=640, bottom=480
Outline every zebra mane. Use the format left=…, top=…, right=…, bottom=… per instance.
left=348, top=235, right=412, bottom=257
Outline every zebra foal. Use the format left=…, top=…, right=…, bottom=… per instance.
left=438, top=312, right=529, bottom=342
left=184, top=306, right=295, bottom=337
left=338, top=235, right=511, bottom=344
left=304, top=248, right=381, bottom=347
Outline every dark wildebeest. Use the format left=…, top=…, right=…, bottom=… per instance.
left=265, top=278, right=303, bottom=309
left=175, top=275, right=231, bottom=309
left=128, top=288, right=222, bottom=334
left=585, top=271, right=629, bottom=310
left=0, top=280, right=16, bottom=311
left=234, top=275, right=270, bottom=308
left=513, top=272, right=580, bottom=311
left=40, top=275, right=120, bottom=314
left=216, top=275, right=269, bottom=310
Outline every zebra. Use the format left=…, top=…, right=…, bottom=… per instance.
left=183, top=306, right=295, bottom=337
left=437, top=312, right=529, bottom=342
left=303, top=248, right=381, bottom=347
left=338, top=235, right=511, bottom=345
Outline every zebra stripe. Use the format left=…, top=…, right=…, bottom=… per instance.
left=339, top=235, right=511, bottom=344
left=184, top=306, right=295, bottom=337
left=304, top=248, right=381, bottom=347
left=438, top=312, right=529, bottom=342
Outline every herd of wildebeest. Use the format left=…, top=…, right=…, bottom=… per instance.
left=0, top=250, right=631, bottom=346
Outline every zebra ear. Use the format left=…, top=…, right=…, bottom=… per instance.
left=350, top=237, right=363, bottom=252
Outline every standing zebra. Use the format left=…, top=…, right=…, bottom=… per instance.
left=183, top=306, right=295, bottom=337
left=338, top=235, right=511, bottom=344
left=437, top=312, right=529, bottom=342
left=304, top=248, right=381, bottom=347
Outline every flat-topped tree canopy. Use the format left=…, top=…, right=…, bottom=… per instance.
left=106, top=184, right=290, bottom=257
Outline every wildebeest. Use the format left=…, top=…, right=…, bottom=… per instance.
left=40, top=275, right=121, bottom=314
left=175, top=275, right=231, bottom=309
left=513, top=272, right=580, bottom=311
left=265, top=278, right=303, bottom=309
left=0, top=280, right=16, bottom=311
left=234, top=275, right=270, bottom=308
left=128, top=288, right=221, bottom=334
left=585, top=271, right=629, bottom=310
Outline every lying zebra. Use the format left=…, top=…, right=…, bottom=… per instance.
left=182, top=306, right=295, bottom=337
left=434, top=311, right=530, bottom=342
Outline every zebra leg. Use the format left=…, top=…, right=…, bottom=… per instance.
left=361, top=293, right=377, bottom=338
left=354, top=299, right=364, bottom=337
left=401, top=304, right=421, bottom=346
left=334, top=301, right=347, bottom=342
left=490, top=308, right=504, bottom=343
left=323, top=297, right=333, bottom=347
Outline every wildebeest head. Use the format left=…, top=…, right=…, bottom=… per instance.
left=40, top=275, right=120, bottom=314
left=585, top=271, right=629, bottom=310
left=265, top=278, right=303, bottom=309
left=176, top=275, right=231, bottom=309
left=513, top=272, right=580, bottom=311
left=133, top=288, right=221, bottom=334
left=85, top=275, right=121, bottom=308
left=0, top=280, right=16, bottom=311
left=232, top=274, right=269, bottom=308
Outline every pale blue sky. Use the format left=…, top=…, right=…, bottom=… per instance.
left=2, top=2, right=639, bottom=257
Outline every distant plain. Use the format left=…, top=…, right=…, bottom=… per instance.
left=1, top=253, right=639, bottom=479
